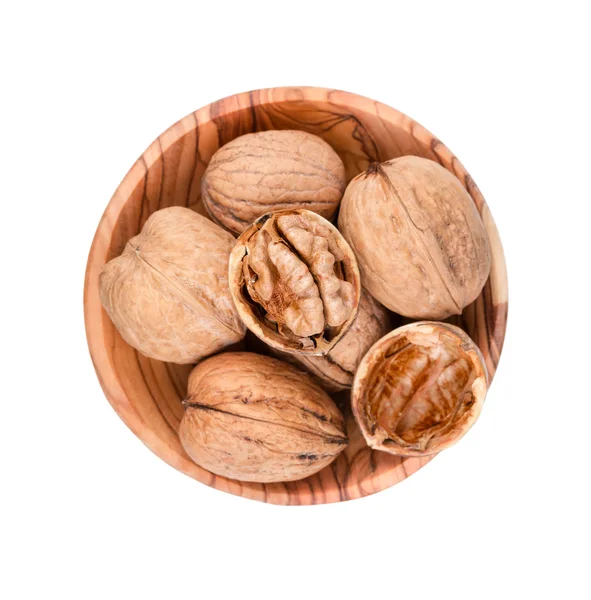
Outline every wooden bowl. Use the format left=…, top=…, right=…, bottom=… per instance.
left=84, top=87, right=508, bottom=505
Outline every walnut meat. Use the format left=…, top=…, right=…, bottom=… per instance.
left=351, top=322, right=488, bottom=456
left=99, top=207, right=246, bottom=364
left=229, top=209, right=361, bottom=355
left=273, top=289, right=392, bottom=392
left=201, top=130, right=346, bottom=235
left=338, top=156, right=491, bottom=319
left=179, top=352, right=348, bottom=482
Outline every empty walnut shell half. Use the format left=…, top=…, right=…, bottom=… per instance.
left=201, top=130, right=346, bottom=235
left=338, top=156, right=491, bottom=319
left=271, top=288, right=392, bottom=392
left=351, top=322, right=488, bottom=456
left=179, top=352, right=348, bottom=483
left=229, top=209, right=361, bottom=355
left=99, top=207, right=246, bottom=364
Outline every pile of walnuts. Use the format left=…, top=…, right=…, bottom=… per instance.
left=100, top=130, right=491, bottom=483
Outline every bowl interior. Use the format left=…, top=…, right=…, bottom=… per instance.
left=85, top=87, right=508, bottom=504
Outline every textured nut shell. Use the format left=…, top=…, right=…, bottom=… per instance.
left=202, top=130, right=346, bottom=235
left=351, top=322, right=488, bottom=456
left=272, top=289, right=392, bottom=392
left=338, top=156, right=491, bottom=319
left=99, top=207, right=246, bottom=364
left=179, top=352, right=348, bottom=482
left=229, top=209, right=361, bottom=356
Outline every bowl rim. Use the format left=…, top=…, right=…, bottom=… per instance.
left=84, top=86, right=508, bottom=504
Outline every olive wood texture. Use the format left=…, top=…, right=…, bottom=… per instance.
left=85, top=87, right=508, bottom=505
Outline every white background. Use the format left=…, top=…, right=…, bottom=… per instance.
left=2, top=2, right=590, bottom=599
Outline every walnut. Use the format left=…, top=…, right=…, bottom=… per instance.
left=201, top=130, right=346, bottom=235
left=272, top=289, right=392, bottom=392
left=99, top=207, right=246, bottom=364
left=229, top=209, right=361, bottom=355
left=179, top=352, right=348, bottom=482
left=338, top=156, right=491, bottom=319
left=351, top=322, right=488, bottom=456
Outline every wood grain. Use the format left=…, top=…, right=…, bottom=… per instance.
left=84, top=87, right=508, bottom=505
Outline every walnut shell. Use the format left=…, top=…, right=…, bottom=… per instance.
left=351, top=322, right=488, bottom=456
left=272, top=289, right=392, bottom=392
left=201, top=130, right=346, bottom=235
left=338, top=156, right=491, bottom=319
left=179, top=352, right=348, bottom=482
left=99, top=207, right=246, bottom=364
left=229, top=209, right=361, bottom=356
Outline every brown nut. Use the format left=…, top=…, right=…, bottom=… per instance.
left=338, top=156, right=491, bottom=319
left=272, top=289, right=392, bottom=392
left=229, top=209, right=361, bottom=356
left=351, top=322, right=488, bottom=456
left=179, top=352, right=348, bottom=483
left=99, top=207, right=246, bottom=364
left=201, top=130, right=346, bottom=235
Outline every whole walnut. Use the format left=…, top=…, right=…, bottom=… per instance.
left=229, top=209, right=361, bottom=356
left=272, top=289, right=392, bottom=392
left=338, top=156, right=491, bottom=319
left=351, top=322, right=488, bottom=456
left=179, top=352, right=348, bottom=482
left=99, top=207, right=246, bottom=364
left=201, top=130, right=346, bottom=235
